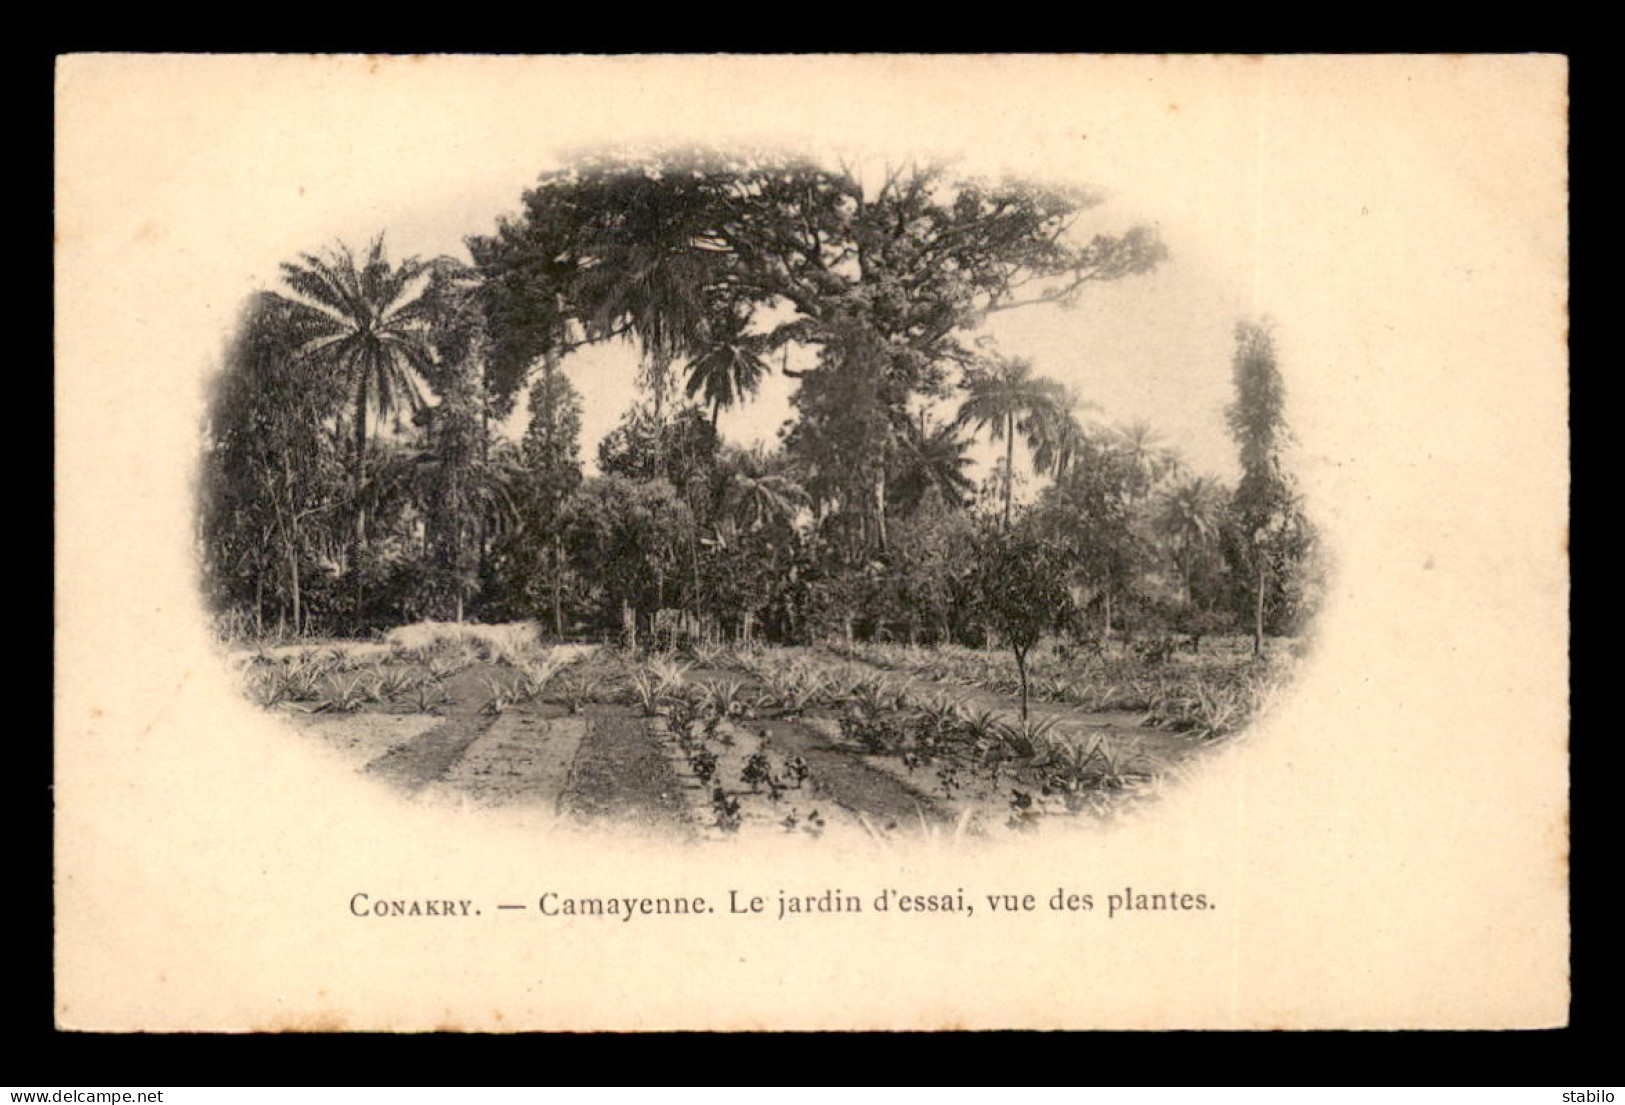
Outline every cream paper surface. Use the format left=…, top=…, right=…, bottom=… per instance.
left=54, top=54, right=1569, bottom=1031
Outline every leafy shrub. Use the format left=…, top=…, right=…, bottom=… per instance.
left=689, top=747, right=719, bottom=786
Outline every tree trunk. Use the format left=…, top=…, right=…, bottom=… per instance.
left=1254, top=562, right=1267, bottom=658
left=1002, top=414, right=1015, bottom=532
left=689, top=528, right=703, bottom=623
left=551, top=535, right=564, bottom=638
left=276, top=453, right=304, bottom=637
left=287, top=526, right=302, bottom=637
left=478, top=394, right=490, bottom=592
left=1015, top=647, right=1029, bottom=721
left=874, top=465, right=888, bottom=552
left=351, top=376, right=369, bottom=632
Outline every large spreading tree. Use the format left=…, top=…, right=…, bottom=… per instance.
left=469, top=151, right=1167, bottom=560
left=202, top=152, right=1320, bottom=648
left=1224, top=320, right=1315, bottom=656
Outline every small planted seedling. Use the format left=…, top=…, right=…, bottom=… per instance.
left=687, top=640, right=730, bottom=670
left=704, top=712, right=732, bottom=746
left=648, top=655, right=692, bottom=694
left=956, top=706, right=1004, bottom=748
left=1094, top=734, right=1147, bottom=788
left=849, top=675, right=900, bottom=717
left=908, top=695, right=962, bottom=763
left=1189, top=678, right=1242, bottom=739
left=710, top=786, right=742, bottom=833
left=375, top=666, right=422, bottom=701
left=427, top=655, right=464, bottom=682
left=758, top=664, right=799, bottom=710
left=321, top=673, right=373, bottom=713
left=994, top=713, right=1062, bottom=762
left=666, top=694, right=701, bottom=743
left=784, top=755, right=810, bottom=789
left=688, top=746, right=719, bottom=786
left=1007, top=788, right=1040, bottom=832
left=557, top=673, right=602, bottom=715
left=913, top=694, right=962, bottom=736
left=741, top=748, right=774, bottom=793
left=410, top=681, right=451, bottom=714
left=1073, top=679, right=1111, bottom=711
left=508, top=661, right=553, bottom=705
left=281, top=662, right=324, bottom=703
left=480, top=675, right=516, bottom=716
left=839, top=707, right=904, bottom=755
left=778, top=671, right=827, bottom=715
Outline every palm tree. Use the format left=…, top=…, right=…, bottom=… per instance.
left=727, top=472, right=808, bottom=533
left=1027, top=385, right=1097, bottom=482
left=954, top=356, right=1067, bottom=530
left=1155, top=475, right=1227, bottom=606
left=891, top=414, right=977, bottom=514
left=273, top=237, right=439, bottom=617
left=683, top=311, right=770, bottom=428
left=1113, top=419, right=1179, bottom=501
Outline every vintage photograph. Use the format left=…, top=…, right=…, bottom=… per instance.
left=55, top=54, right=1567, bottom=1032
left=198, top=148, right=1324, bottom=841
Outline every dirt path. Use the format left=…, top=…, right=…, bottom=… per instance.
left=754, top=715, right=951, bottom=829
left=280, top=712, right=441, bottom=770
left=306, top=660, right=695, bottom=834
left=672, top=667, right=957, bottom=830
left=562, top=704, right=693, bottom=837
left=361, top=665, right=502, bottom=794
left=418, top=712, right=590, bottom=814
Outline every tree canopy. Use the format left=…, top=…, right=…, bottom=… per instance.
left=469, top=152, right=1168, bottom=557
left=199, top=149, right=1320, bottom=649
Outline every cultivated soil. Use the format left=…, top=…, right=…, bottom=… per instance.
left=261, top=639, right=1244, bottom=842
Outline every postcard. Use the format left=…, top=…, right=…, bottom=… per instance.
left=54, top=53, right=1569, bottom=1031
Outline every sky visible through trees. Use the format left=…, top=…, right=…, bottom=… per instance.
left=340, top=154, right=1254, bottom=490
left=201, top=148, right=1318, bottom=642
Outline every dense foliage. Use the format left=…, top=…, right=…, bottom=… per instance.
left=199, top=153, right=1322, bottom=646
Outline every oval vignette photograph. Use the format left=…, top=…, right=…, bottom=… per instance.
left=198, top=147, right=1327, bottom=843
